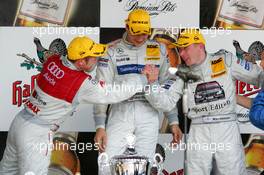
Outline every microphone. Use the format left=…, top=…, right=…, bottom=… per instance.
left=168, top=67, right=201, bottom=82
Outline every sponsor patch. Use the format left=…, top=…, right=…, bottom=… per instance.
left=116, top=57, right=130, bottom=62
left=116, top=47, right=124, bottom=54
left=244, top=61, right=252, bottom=71
left=90, top=79, right=105, bottom=87
left=91, top=79, right=98, bottom=84
left=98, top=62, right=108, bottom=67
left=99, top=80, right=105, bottom=87
left=211, top=57, right=226, bottom=78
left=146, top=44, right=160, bottom=57
left=98, top=58, right=109, bottom=62
left=144, top=57, right=160, bottom=61
left=161, top=79, right=174, bottom=89
left=117, top=64, right=145, bottom=75
left=117, top=64, right=160, bottom=75
left=237, top=58, right=252, bottom=71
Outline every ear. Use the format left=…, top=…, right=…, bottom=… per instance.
left=125, top=25, right=129, bottom=32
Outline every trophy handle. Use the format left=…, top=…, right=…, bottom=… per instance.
left=98, top=152, right=110, bottom=174
left=150, top=153, right=164, bottom=175
left=154, top=153, right=163, bottom=163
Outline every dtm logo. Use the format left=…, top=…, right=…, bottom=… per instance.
left=47, top=62, right=65, bottom=79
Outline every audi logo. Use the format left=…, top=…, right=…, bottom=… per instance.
left=47, top=62, right=65, bottom=79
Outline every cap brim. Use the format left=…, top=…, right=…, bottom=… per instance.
left=89, top=43, right=107, bottom=57
left=129, top=25, right=151, bottom=35
left=172, top=42, right=192, bottom=48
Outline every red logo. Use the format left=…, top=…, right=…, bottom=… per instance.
left=236, top=80, right=261, bottom=97
left=99, top=80, right=105, bottom=88
left=24, top=99, right=40, bottom=114
left=12, top=75, right=38, bottom=107
left=47, top=62, right=64, bottom=79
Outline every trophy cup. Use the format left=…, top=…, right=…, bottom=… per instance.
left=98, top=134, right=163, bottom=175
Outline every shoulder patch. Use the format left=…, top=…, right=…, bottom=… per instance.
left=161, top=79, right=175, bottom=89
left=146, top=43, right=160, bottom=57
left=210, top=57, right=227, bottom=78
left=212, top=49, right=232, bottom=67
left=98, top=56, right=110, bottom=68
left=98, top=57, right=109, bottom=62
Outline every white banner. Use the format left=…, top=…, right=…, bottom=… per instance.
left=0, top=28, right=263, bottom=133
left=100, top=0, right=199, bottom=28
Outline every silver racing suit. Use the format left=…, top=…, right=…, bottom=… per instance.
left=0, top=55, right=146, bottom=175
left=94, top=33, right=178, bottom=160
left=145, top=49, right=264, bottom=175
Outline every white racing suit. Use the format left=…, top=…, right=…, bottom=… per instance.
left=0, top=55, right=146, bottom=175
left=145, top=50, right=264, bottom=175
left=94, top=33, right=178, bottom=160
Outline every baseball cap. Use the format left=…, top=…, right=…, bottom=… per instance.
left=173, top=29, right=205, bottom=48
left=67, top=36, right=107, bottom=60
left=126, top=9, right=151, bottom=35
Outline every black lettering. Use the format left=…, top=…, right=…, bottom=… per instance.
left=212, top=58, right=223, bottom=64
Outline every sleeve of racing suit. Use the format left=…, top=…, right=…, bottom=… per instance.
left=166, top=107, right=179, bottom=125
left=229, top=51, right=264, bottom=87
left=145, top=76, right=184, bottom=113
left=157, top=43, right=179, bottom=125
left=77, top=74, right=147, bottom=107
left=249, top=90, right=264, bottom=130
left=92, top=49, right=116, bottom=129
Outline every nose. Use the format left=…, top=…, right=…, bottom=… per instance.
left=137, top=34, right=148, bottom=40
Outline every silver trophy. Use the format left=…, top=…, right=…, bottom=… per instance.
left=98, top=135, right=163, bottom=175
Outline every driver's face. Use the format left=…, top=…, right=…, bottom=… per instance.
left=178, top=44, right=201, bottom=66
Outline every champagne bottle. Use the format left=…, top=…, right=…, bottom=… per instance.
left=244, top=134, right=264, bottom=174
left=213, top=0, right=264, bottom=29
left=13, top=0, right=72, bottom=27
left=34, top=37, right=48, bottom=63
left=233, top=40, right=248, bottom=59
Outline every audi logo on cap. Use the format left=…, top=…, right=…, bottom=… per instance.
left=47, top=62, right=65, bottom=79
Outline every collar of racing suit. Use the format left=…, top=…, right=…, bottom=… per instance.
left=61, top=55, right=79, bottom=70
left=121, top=32, right=147, bottom=50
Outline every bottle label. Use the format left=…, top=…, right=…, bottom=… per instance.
left=219, top=0, right=264, bottom=27
left=19, top=0, right=70, bottom=25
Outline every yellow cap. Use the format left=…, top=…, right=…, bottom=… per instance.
left=126, top=9, right=151, bottom=35
left=67, top=36, right=107, bottom=60
left=174, top=29, right=205, bottom=48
